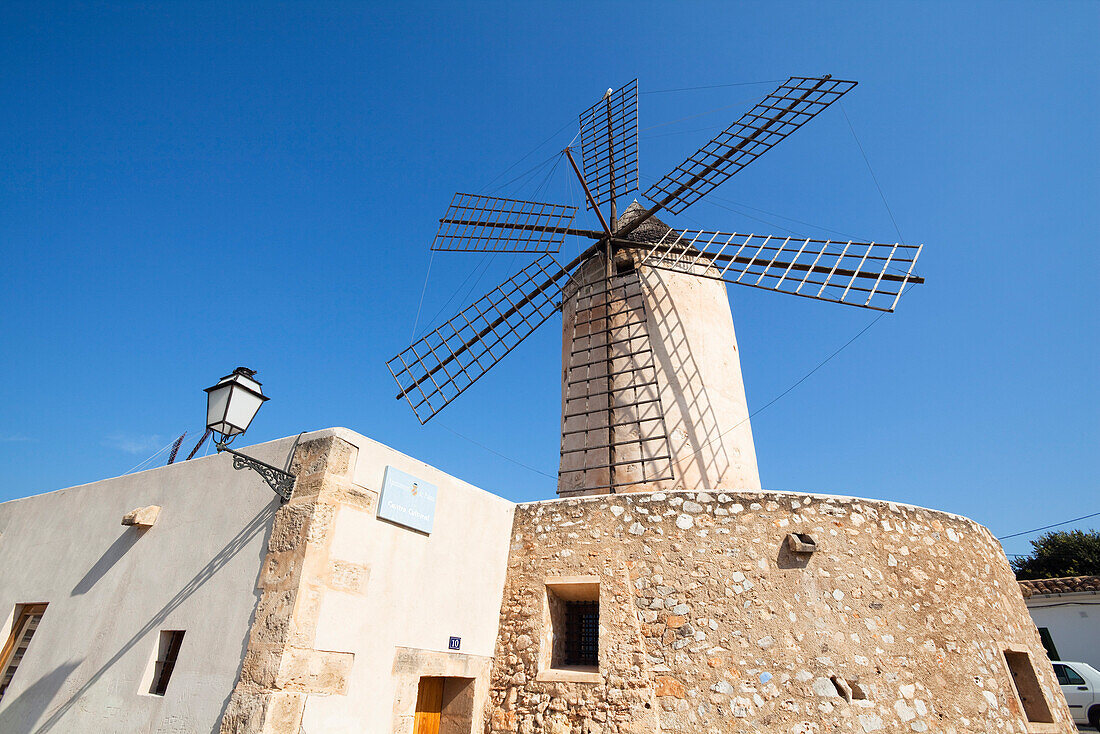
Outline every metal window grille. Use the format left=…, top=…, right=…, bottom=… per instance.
left=563, top=601, right=599, bottom=667
left=150, top=630, right=185, bottom=696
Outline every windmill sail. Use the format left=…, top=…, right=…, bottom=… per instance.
left=432, top=193, right=580, bottom=254
left=643, top=76, right=857, bottom=215
left=578, top=79, right=639, bottom=210
left=388, top=254, right=570, bottom=423
left=635, top=229, right=922, bottom=312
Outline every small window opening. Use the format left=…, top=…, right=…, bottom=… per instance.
left=1003, top=649, right=1054, bottom=723
left=1037, top=627, right=1060, bottom=661
left=612, top=251, right=636, bottom=276
left=149, top=631, right=185, bottom=696
left=563, top=601, right=599, bottom=667
left=0, top=604, right=47, bottom=700
left=543, top=577, right=600, bottom=674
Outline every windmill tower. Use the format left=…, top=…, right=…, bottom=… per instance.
left=387, top=76, right=924, bottom=497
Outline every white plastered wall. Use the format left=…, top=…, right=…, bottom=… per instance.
left=0, top=427, right=515, bottom=734
left=1027, top=594, right=1100, bottom=670
left=0, top=434, right=298, bottom=734
left=295, top=429, right=516, bottom=734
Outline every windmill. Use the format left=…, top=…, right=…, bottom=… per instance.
left=387, top=75, right=924, bottom=497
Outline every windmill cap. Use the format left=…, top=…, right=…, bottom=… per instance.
left=616, top=201, right=673, bottom=243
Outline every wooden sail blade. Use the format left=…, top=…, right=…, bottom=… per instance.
left=387, top=254, right=569, bottom=424
left=432, top=192, right=580, bottom=253
left=635, top=230, right=923, bottom=312
left=578, top=79, right=639, bottom=209
left=642, top=76, right=857, bottom=215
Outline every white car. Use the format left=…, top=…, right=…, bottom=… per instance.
left=1053, top=661, right=1100, bottom=730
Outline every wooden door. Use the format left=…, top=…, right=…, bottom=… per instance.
left=413, top=676, right=444, bottom=734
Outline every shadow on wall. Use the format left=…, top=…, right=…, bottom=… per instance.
left=776, top=539, right=812, bottom=570
left=642, top=267, right=732, bottom=486
left=0, top=502, right=279, bottom=734
left=0, top=662, right=80, bottom=732
left=70, top=527, right=150, bottom=596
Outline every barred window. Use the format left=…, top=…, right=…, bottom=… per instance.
left=563, top=601, right=599, bottom=667
left=149, top=631, right=185, bottom=696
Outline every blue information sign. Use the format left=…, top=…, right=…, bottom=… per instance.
left=449, top=636, right=461, bottom=651
left=376, top=466, right=438, bottom=534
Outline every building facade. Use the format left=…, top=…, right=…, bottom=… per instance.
left=1020, top=576, right=1100, bottom=670
left=0, top=428, right=1079, bottom=733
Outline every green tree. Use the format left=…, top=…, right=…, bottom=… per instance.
left=1011, top=529, right=1100, bottom=580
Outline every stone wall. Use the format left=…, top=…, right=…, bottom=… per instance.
left=219, top=428, right=515, bottom=734
left=220, top=434, right=364, bottom=733
left=486, top=490, right=1075, bottom=733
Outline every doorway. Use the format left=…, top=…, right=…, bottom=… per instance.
left=413, top=676, right=475, bottom=734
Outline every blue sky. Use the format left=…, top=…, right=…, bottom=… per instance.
left=1, top=1, right=1096, bottom=558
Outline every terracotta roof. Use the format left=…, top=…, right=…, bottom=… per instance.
left=1019, top=575, right=1100, bottom=598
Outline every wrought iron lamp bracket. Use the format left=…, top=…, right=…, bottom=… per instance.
left=215, top=441, right=295, bottom=502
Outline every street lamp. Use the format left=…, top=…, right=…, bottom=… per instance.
left=204, top=367, right=295, bottom=502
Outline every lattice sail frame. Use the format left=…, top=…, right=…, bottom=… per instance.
left=559, top=265, right=674, bottom=494
left=636, top=230, right=922, bottom=312
left=644, top=76, right=857, bottom=215
left=578, top=79, right=639, bottom=210
left=432, top=192, right=578, bottom=254
left=387, top=254, right=568, bottom=423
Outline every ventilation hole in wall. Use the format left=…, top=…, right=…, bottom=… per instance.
left=614, top=256, right=636, bottom=275
left=786, top=533, right=817, bottom=554
left=830, top=675, right=853, bottom=703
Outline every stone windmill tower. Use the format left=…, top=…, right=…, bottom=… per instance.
left=387, top=76, right=923, bottom=497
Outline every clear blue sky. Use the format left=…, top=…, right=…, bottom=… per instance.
left=1, top=1, right=1096, bottom=558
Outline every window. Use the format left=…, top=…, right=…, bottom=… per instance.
left=540, top=576, right=600, bottom=680
left=563, top=601, right=599, bottom=667
left=1053, top=663, right=1085, bottom=686
left=1037, top=627, right=1060, bottom=661
left=1002, top=648, right=1054, bottom=724
left=149, top=631, right=185, bottom=696
left=0, top=604, right=47, bottom=700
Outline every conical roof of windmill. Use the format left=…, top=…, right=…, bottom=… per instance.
left=615, top=200, right=673, bottom=243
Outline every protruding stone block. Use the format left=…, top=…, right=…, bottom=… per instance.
left=785, top=532, right=816, bottom=554
left=121, top=505, right=160, bottom=527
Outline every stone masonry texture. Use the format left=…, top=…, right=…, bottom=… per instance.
left=486, top=490, right=1075, bottom=733
left=219, top=435, right=368, bottom=734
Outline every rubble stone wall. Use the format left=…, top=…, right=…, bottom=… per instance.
left=486, top=490, right=1075, bottom=734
